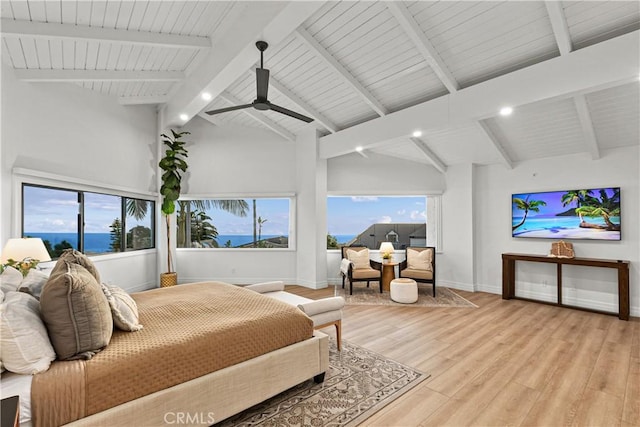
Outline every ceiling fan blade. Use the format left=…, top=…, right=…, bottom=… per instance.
left=269, top=103, right=314, bottom=123
left=256, top=68, right=269, bottom=100
left=205, top=103, right=254, bottom=115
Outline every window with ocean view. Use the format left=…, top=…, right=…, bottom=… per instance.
left=22, top=184, right=155, bottom=257
left=327, top=196, right=428, bottom=250
left=176, top=198, right=291, bottom=249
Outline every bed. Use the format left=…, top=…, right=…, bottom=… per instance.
left=2, top=281, right=329, bottom=427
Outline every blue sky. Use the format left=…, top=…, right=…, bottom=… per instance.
left=202, top=199, right=290, bottom=236
left=23, top=186, right=151, bottom=234
left=24, top=187, right=427, bottom=237
left=512, top=188, right=619, bottom=218
left=327, top=196, right=426, bottom=236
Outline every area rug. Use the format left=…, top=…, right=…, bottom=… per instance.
left=335, top=285, right=478, bottom=308
left=215, top=340, right=428, bottom=426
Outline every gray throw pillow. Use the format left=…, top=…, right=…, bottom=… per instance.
left=40, top=262, right=113, bottom=360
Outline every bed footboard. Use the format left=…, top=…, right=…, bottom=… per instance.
left=64, top=331, right=329, bottom=427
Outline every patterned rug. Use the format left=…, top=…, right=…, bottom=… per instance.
left=215, top=340, right=428, bottom=426
left=335, top=284, right=478, bottom=308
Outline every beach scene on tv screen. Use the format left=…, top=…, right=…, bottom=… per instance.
left=512, top=188, right=621, bottom=240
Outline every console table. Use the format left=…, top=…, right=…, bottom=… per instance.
left=502, top=253, right=630, bottom=320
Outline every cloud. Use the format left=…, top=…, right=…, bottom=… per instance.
left=351, top=196, right=379, bottom=202
left=410, top=210, right=426, bottom=220
left=379, top=216, right=392, bottom=223
left=397, top=209, right=406, bottom=215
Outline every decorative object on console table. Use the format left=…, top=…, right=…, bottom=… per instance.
left=0, top=237, right=52, bottom=276
left=158, top=130, right=190, bottom=287
left=549, top=241, right=575, bottom=258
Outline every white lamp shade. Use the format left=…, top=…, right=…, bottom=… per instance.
left=379, top=242, right=395, bottom=254
left=1, top=238, right=52, bottom=263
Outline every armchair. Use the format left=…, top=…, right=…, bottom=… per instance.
left=340, top=247, right=382, bottom=295
left=399, top=247, right=436, bottom=296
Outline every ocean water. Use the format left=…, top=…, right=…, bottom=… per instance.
left=24, top=232, right=290, bottom=252
left=25, top=232, right=109, bottom=253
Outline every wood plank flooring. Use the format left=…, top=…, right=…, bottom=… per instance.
left=285, top=285, right=640, bottom=427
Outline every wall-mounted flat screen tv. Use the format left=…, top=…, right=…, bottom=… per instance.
left=512, top=187, right=621, bottom=240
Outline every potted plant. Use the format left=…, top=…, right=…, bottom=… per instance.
left=158, top=129, right=190, bottom=287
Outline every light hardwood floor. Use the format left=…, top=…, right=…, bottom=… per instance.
left=286, top=285, right=640, bottom=427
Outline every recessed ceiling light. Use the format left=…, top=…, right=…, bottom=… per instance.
left=412, top=130, right=422, bottom=137
left=355, top=146, right=364, bottom=152
left=201, top=92, right=212, bottom=101
left=500, top=106, right=513, bottom=116
left=179, top=114, right=189, bottom=121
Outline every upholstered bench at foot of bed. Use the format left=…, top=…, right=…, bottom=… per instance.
left=245, top=281, right=345, bottom=351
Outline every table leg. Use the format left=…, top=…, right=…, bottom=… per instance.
left=382, top=265, right=395, bottom=292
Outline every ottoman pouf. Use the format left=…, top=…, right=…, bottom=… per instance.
left=390, top=278, right=418, bottom=303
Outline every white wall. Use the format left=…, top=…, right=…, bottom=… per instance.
left=328, top=152, right=445, bottom=194
left=474, top=146, right=640, bottom=316
left=175, top=117, right=298, bottom=284
left=1, top=63, right=158, bottom=291
left=439, top=164, right=476, bottom=292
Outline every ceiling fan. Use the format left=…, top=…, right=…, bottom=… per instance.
left=205, top=41, right=314, bottom=123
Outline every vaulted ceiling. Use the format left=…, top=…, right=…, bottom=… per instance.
left=2, top=1, right=638, bottom=170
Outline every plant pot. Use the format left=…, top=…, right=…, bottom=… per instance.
left=160, top=272, right=177, bottom=288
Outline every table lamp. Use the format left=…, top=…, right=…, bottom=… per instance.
left=379, top=242, right=395, bottom=260
left=1, top=237, right=52, bottom=276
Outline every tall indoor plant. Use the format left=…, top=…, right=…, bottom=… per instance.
left=158, top=129, right=190, bottom=287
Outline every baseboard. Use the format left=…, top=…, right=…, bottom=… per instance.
left=475, top=283, right=501, bottom=294
left=178, top=276, right=297, bottom=285
left=124, top=281, right=157, bottom=293
left=438, top=280, right=475, bottom=292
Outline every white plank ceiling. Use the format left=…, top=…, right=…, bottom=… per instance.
left=1, top=0, right=639, bottom=168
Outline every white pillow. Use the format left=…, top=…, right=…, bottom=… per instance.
left=346, top=248, right=370, bottom=269
left=102, top=284, right=143, bottom=332
left=0, top=292, right=56, bottom=374
left=0, top=267, right=23, bottom=294
left=407, top=248, right=433, bottom=271
left=18, top=269, right=50, bottom=300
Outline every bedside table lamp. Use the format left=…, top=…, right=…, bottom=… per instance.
left=1, top=237, right=52, bottom=276
left=379, top=242, right=395, bottom=261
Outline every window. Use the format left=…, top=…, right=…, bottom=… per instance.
left=327, top=196, right=429, bottom=250
left=177, top=198, right=292, bottom=249
left=22, top=184, right=155, bottom=258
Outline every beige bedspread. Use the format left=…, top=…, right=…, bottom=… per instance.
left=31, top=282, right=313, bottom=427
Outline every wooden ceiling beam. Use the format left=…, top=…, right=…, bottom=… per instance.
left=295, top=27, right=388, bottom=117
left=387, top=2, right=459, bottom=93
left=545, top=2, right=573, bottom=55
left=475, top=121, right=513, bottom=169
left=162, top=2, right=325, bottom=128
left=409, top=137, right=447, bottom=173
left=573, top=95, right=601, bottom=160
left=1, top=18, right=210, bottom=49
left=319, top=30, right=639, bottom=159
